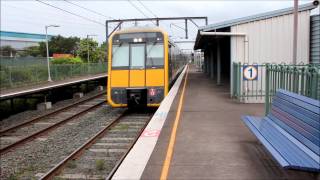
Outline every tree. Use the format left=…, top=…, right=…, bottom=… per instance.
left=14, top=35, right=80, bottom=57
left=76, top=38, right=101, bottom=63
left=19, top=46, right=41, bottom=57
left=38, top=35, right=80, bottom=56
left=0, top=46, right=17, bottom=57
left=99, top=41, right=107, bottom=62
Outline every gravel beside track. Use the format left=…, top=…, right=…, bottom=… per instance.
left=48, top=111, right=153, bottom=180
left=0, top=94, right=105, bottom=151
left=0, top=89, right=105, bottom=131
left=0, top=103, right=125, bottom=179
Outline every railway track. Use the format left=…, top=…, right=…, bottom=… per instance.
left=39, top=109, right=154, bottom=180
left=0, top=93, right=106, bottom=155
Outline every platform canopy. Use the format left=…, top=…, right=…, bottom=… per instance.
left=194, top=2, right=318, bottom=50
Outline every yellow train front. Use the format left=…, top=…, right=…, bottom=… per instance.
left=107, top=27, right=186, bottom=108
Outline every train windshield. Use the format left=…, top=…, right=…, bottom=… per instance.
left=112, top=44, right=129, bottom=68
left=146, top=43, right=164, bottom=67
left=112, top=32, right=164, bottom=69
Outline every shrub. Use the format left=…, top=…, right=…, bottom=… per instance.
left=8, top=174, right=18, bottom=180
left=95, top=159, right=105, bottom=171
left=66, top=160, right=77, bottom=169
left=51, top=57, right=83, bottom=64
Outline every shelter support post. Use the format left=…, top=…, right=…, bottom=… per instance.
left=203, top=54, right=207, bottom=74
left=217, top=40, right=221, bottom=85
left=210, top=48, right=214, bottom=79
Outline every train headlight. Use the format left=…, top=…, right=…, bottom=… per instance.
left=138, top=38, right=143, bottom=42
left=133, top=38, right=138, bottom=42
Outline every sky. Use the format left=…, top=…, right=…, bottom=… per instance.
left=1, top=0, right=319, bottom=50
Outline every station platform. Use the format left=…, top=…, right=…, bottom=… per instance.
left=113, top=65, right=318, bottom=179
left=0, top=73, right=107, bottom=100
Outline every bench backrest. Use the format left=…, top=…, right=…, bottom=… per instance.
left=268, top=89, right=320, bottom=156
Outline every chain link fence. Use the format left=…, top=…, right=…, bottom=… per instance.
left=0, top=57, right=107, bottom=90
left=0, top=57, right=47, bottom=66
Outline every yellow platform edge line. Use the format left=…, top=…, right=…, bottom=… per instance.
left=160, top=65, right=189, bottom=180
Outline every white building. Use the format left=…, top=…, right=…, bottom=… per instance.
left=0, top=31, right=52, bottom=50
left=194, top=2, right=319, bottom=102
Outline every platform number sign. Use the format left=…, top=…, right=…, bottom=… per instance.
left=243, top=65, right=258, bottom=80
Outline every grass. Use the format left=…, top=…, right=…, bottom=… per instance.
left=66, top=160, right=77, bottom=169
left=115, top=124, right=129, bottom=130
left=53, top=176, right=64, bottom=180
left=8, top=174, right=18, bottom=180
left=7, top=165, right=37, bottom=180
left=95, top=159, right=105, bottom=171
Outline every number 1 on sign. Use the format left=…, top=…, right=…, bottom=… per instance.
left=243, top=65, right=258, bottom=81
left=249, top=68, right=253, bottom=78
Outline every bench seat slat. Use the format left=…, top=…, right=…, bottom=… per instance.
left=273, top=98, right=319, bottom=128
left=268, top=114, right=320, bottom=156
left=254, top=118, right=318, bottom=168
left=278, top=89, right=320, bottom=108
left=272, top=103, right=320, bottom=138
left=242, top=116, right=320, bottom=172
left=276, top=91, right=320, bottom=115
left=265, top=117, right=320, bottom=164
left=270, top=108, right=320, bottom=147
left=242, top=116, right=289, bottom=167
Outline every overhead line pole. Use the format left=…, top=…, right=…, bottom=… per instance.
left=185, top=19, right=188, bottom=39
left=105, top=16, right=208, bottom=62
left=106, top=17, right=207, bottom=23
left=293, top=0, right=298, bottom=64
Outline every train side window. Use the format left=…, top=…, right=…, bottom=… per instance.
left=112, top=44, right=129, bottom=69
left=146, top=43, right=164, bottom=68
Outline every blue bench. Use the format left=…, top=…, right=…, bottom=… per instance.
left=242, top=89, right=320, bottom=172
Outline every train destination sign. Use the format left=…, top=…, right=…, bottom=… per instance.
left=243, top=65, right=258, bottom=80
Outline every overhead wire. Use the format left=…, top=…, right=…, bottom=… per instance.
left=62, top=0, right=116, bottom=20
left=135, top=0, right=182, bottom=39
left=127, top=0, right=156, bottom=26
left=35, top=0, right=105, bottom=26
left=127, top=0, right=149, bottom=19
left=137, top=0, right=157, bottom=18
left=3, top=4, right=104, bottom=28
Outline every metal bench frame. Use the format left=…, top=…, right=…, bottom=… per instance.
left=242, top=89, right=320, bottom=172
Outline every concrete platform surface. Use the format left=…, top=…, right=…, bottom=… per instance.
left=141, top=66, right=318, bottom=180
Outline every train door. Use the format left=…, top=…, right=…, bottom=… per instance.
left=127, top=43, right=147, bottom=107
left=129, top=43, right=146, bottom=87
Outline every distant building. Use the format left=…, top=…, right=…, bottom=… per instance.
left=0, top=31, right=52, bottom=50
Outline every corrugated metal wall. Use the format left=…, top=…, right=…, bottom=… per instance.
left=230, top=10, right=311, bottom=103
left=230, top=10, right=311, bottom=64
left=310, top=15, right=320, bottom=64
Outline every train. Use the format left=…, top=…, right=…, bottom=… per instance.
left=107, top=27, right=187, bottom=108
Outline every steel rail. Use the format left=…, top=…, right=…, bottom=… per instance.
left=0, top=100, right=106, bottom=155
left=0, top=92, right=105, bottom=135
left=106, top=112, right=153, bottom=180
left=39, top=111, right=129, bottom=180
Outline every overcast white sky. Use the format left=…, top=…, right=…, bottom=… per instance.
left=1, top=0, right=319, bottom=49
